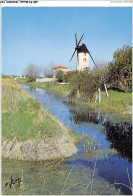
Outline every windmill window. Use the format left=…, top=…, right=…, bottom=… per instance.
left=83, top=58, right=86, bottom=62
left=84, top=53, right=86, bottom=56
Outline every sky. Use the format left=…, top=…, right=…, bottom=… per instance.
left=2, top=7, right=132, bottom=75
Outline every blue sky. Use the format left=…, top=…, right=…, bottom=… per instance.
left=2, top=7, right=132, bottom=75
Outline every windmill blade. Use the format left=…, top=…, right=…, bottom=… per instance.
left=88, top=50, right=98, bottom=69
left=77, top=33, right=84, bottom=46
left=75, top=33, right=77, bottom=47
left=69, top=33, right=84, bottom=62
left=69, top=49, right=76, bottom=62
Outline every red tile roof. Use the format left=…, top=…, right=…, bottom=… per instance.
left=53, top=66, right=68, bottom=70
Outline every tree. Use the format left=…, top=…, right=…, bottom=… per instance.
left=92, top=60, right=108, bottom=90
left=107, top=45, right=132, bottom=92
left=69, top=72, right=82, bottom=97
left=43, top=61, right=55, bottom=78
left=56, top=70, right=64, bottom=82
left=24, top=64, right=42, bottom=82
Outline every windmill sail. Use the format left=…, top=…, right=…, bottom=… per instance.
left=69, top=50, right=76, bottom=62
left=77, top=33, right=84, bottom=47
left=75, top=33, right=77, bottom=47
left=69, top=33, right=84, bottom=62
left=88, top=50, right=98, bottom=69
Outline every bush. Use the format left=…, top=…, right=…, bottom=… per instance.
left=63, top=74, right=69, bottom=82
left=80, top=73, right=96, bottom=101
left=69, top=72, right=95, bottom=101
left=56, top=71, right=64, bottom=82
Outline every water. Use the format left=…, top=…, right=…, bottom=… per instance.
left=2, top=84, right=132, bottom=195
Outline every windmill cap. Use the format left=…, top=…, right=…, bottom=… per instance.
left=78, top=44, right=89, bottom=53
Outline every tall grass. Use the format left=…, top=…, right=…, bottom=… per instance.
left=2, top=79, right=29, bottom=114
left=2, top=79, right=74, bottom=142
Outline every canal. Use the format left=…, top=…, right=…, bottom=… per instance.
left=2, top=84, right=132, bottom=195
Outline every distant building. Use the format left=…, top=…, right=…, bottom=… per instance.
left=36, top=78, right=56, bottom=83
left=53, top=66, right=70, bottom=79
left=14, top=75, right=25, bottom=80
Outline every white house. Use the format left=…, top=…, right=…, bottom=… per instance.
left=53, top=66, right=70, bottom=79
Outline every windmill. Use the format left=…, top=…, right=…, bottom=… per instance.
left=69, top=33, right=108, bottom=101
left=69, top=33, right=98, bottom=72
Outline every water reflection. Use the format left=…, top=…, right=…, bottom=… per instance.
left=104, top=121, right=132, bottom=162
left=69, top=108, right=100, bottom=124
left=68, top=105, right=132, bottom=162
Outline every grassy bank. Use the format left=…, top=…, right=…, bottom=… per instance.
left=91, top=90, right=132, bottom=117
left=2, top=79, right=77, bottom=142
left=17, top=78, right=71, bottom=96
left=17, top=79, right=132, bottom=121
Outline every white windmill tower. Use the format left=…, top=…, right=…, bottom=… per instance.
left=69, top=33, right=97, bottom=72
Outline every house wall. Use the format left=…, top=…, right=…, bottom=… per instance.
left=36, top=78, right=56, bottom=83
left=77, top=52, right=89, bottom=71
